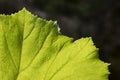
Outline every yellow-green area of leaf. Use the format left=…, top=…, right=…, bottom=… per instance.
left=0, top=8, right=110, bottom=80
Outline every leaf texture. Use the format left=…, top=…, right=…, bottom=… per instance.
left=0, top=8, right=110, bottom=80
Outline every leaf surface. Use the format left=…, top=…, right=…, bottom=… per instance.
left=0, top=8, right=109, bottom=80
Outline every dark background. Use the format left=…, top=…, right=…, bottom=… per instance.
left=0, top=0, right=120, bottom=80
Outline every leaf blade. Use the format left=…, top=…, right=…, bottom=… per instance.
left=0, top=8, right=110, bottom=80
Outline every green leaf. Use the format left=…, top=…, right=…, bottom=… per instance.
left=0, top=8, right=109, bottom=80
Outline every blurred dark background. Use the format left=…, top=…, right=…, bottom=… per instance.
left=0, top=0, right=120, bottom=80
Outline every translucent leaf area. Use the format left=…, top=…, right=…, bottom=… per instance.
left=0, top=8, right=110, bottom=80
